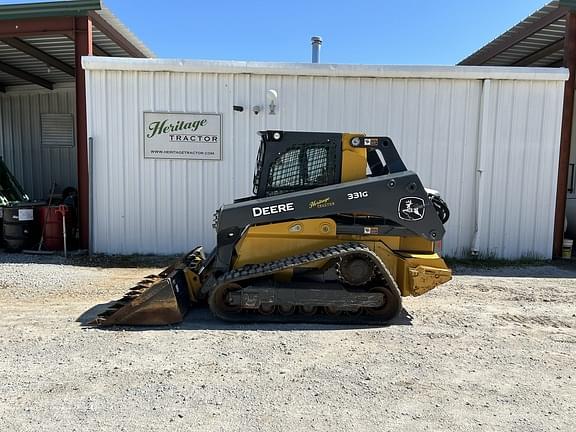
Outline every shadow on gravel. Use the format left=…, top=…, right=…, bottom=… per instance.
left=77, top=304, right=413, bottom=331
left=0, top=251, right=178, bottom=269
left=451, top=261, right=576, bottom=278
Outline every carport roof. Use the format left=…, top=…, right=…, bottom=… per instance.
left=0, top=0, right=154, bottom=90
left=459, top=1, right=569, bottom=67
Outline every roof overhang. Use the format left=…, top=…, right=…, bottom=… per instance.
left=0, top=0, right=153, bottom=91
left=0, top=0, right=101, bottom=20
left=459, top=1, right=567, bottom=67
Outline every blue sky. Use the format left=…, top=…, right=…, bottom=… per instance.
left=4, top=0, right=549, bottom=64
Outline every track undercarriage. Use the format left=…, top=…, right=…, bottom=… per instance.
left=92, top=243, right=403, bottom=326
left=208, top=243, right=402, bottom=324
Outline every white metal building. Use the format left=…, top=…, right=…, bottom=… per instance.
left=83, top=57, right=567, bottom=259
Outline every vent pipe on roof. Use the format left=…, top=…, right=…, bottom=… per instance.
left=311, top=36, right=322, bottom=63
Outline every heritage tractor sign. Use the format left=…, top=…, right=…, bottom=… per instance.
left=144, top=112, right=222, bottom=160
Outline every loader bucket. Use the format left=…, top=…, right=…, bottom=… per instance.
left=90, top=247, right=205, bottom=327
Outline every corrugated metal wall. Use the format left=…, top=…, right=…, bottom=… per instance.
left=0, top=88, right=77, bottom=199
left=84, top=62, right=565, bottom=258
left=474, top=80, right=564, bottom=258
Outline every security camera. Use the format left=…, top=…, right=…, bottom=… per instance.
left=252, top=105, right=261, bottom=115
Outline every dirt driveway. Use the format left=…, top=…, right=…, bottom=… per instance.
left=0, top=253, right=574, bottom=431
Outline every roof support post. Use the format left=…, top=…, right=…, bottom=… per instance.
left=74, top=15, right=92, bottom=250
left=554, top=12, right=576, bottom=257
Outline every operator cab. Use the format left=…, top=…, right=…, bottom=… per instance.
left=252, top=130, right=408, bottom=198
left=252, top=131, right=342, bottom=198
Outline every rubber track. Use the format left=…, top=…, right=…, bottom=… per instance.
left=208, top=242, right=402, bottom=325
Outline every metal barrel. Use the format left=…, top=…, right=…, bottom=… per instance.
left=2, top=206, right=39, bottom=252
left=38, top=205, right=75, bottom=251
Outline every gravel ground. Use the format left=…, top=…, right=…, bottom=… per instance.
left=0, top=253, right=574, bottom=432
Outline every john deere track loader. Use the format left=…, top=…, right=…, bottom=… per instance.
left=92, top=131, right=451, bottom=326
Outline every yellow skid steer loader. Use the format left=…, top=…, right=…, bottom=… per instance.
left=92, top=131, right=451, bottom=326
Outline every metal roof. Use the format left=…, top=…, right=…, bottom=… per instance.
left=0, top=0, right=101, bottom=20
left=459, top=1, right=567, bottom=67
left=0, top=1, right=153, bottom=90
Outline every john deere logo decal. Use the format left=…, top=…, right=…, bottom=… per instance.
left=398, top=197, right=425, bottom=221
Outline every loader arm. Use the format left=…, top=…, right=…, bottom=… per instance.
left=214, top=170, right=444, bottom=273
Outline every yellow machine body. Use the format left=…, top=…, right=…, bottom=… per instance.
left=233, top=218, right=451, bottom=297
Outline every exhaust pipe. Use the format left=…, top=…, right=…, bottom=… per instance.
left=311, top=36, right=322, bottom=63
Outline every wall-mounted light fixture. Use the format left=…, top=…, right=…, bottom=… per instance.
left=267, top=89, right=278, bottom=115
